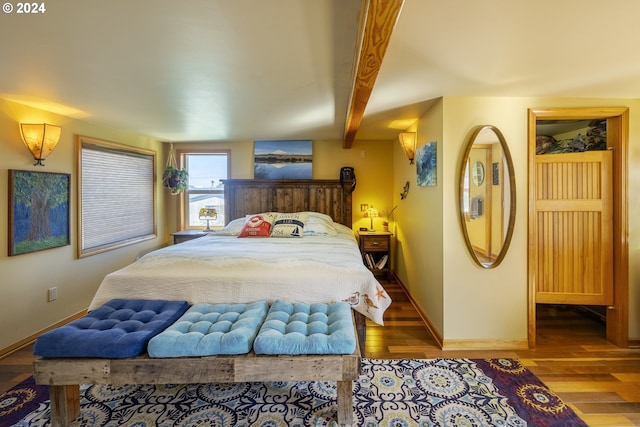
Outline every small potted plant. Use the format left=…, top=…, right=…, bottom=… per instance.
left=380, top=205, right=398, bottom=232
left=163, top=144, right=188, bottom=195
left=162, top=166, right=188, bottom=195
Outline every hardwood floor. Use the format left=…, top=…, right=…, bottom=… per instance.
left=3, top=278, right=640, bottom=426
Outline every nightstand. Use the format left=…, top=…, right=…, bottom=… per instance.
left=357, top=231, right=392, bottom=279
left=171, top=230, right=208, bottom=244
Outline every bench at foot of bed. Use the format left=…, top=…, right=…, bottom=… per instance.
left=34, top=344, right=361, bottom=426
left=33, top=299, right=361, bottom=425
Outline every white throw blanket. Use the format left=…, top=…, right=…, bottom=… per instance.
left=90, top=229, right=391, bottom=325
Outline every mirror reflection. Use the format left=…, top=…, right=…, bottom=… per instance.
left=459, top=125, right=516, bottom=268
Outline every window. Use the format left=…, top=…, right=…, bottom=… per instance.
left=77, top=135, right=156, bottom=257
left=177, top=149, right=229, bottom=229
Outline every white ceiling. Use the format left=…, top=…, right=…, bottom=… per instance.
left=2, top=0, right=640, bottom=143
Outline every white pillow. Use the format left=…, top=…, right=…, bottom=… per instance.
left=304, top=211, right=334, bottom=223
left=332, top=222, right=356, bottom=237
left=210, top=217, right=247, bottom=236
left=303, top=212, right=338, bottom=235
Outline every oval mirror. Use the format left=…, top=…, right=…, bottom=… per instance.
left=459, top=125, right=516, bottom=268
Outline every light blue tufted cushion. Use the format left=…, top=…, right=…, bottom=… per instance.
left=147, top=301, right=269, bottom=357
left=253, top=300, right=356, bottom=355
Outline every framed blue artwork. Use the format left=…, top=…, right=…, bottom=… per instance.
left=9, top=170, right=70, bottom=256
left=254, top=140, right=312, bottom=179
left=416, top=141, right=437, bottom=186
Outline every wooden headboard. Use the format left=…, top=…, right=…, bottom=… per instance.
left=223, top=179, right=353, bottom=227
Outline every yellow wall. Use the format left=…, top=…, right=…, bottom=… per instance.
left=392, top=99, right=445, bottom=337
left=0, top=99, right=396, bottom=352
left=0, top=99, right=167, bottom=351
left=440, top=97, right=530, bottom=346
left=393, top=96, right=640, bottom=347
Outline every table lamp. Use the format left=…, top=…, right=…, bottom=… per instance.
left=198, top=207, right=217, bottom=232
left=364, top=205, right=378, bottom=231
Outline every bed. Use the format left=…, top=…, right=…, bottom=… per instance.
left=89, top=218, right=390, bottom=325
left=89, top=179, right=391, bottom=339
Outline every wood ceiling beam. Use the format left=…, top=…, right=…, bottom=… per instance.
left=343, top=0, right=404, bottom=148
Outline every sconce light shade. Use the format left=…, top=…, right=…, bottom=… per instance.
left=199, top=206, right=218, bottom=232
left=398, top=132, right=417, bottom=164
left=20, top=123, right=61, bottom=166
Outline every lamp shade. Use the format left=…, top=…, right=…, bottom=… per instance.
left=398, top=132, right=417, bottom=164
left=20, top=123, right=61, bottom=166
left=198, top=207, right=218, bottom=220
left=199, top=206, right=218, bottom=232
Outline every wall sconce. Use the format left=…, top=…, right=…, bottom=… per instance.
left=199, top=206, right=218, bottom=232
left=398, top=132, right=417, bottom=164
left=20, top=123, right=61, bottom=166
left=363, top=205, right=378, bottom=231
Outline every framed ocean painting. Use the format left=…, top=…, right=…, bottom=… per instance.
left=254, top=140, right=312, bottom=179
left=416, top=141, right=437, bottom=186
left=8, top=170, right=70, bottom=256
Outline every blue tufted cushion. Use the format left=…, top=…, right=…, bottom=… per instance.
left=33, top=299, right=190, bottom=358
left=147, top=301, right=269, bottom=357
left=253, top=300, right=356, bottom=355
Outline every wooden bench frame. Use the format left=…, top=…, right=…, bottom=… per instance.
left=34, top=326, right=361, bottom=426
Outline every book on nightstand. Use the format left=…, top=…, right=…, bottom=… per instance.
left=375, top=254, right=388, bottom=269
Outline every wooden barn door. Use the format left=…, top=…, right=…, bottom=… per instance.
left=534, top=150, right=613, bottom=305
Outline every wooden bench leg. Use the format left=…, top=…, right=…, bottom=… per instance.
left=49, top=384, right=80, bottom=427
left=354, top=312, right=366, bottom=357
left=336, top=380, right=354, bottom=426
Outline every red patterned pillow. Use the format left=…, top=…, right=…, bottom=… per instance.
left=237, top=213, right=276, bottom=237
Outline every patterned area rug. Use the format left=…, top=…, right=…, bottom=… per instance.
left=3, top=358, right=587, bottom=426
left=0, top=377, right=49, bottom=427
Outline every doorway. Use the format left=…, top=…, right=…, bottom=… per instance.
left=527, top=107, right=629, bottom=348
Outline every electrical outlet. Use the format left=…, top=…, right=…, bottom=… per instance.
left=48, top=287, right=58, bottom=302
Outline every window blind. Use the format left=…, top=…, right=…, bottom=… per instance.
left=79, top=140, right=155, bottom=256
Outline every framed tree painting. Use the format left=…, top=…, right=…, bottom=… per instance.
left=9, top=170, right=70, bottom=256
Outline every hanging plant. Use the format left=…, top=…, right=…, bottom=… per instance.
left=163, top=166, right=188, bottom=195
left=162, top=144, right=188, bottom=195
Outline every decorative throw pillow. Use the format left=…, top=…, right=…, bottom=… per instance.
left=270, top=212, right=307, bottom=237
left=237, top=213, right=277, bottom=237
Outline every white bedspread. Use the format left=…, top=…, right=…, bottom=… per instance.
left=89, top=228, right=391, bottom=325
